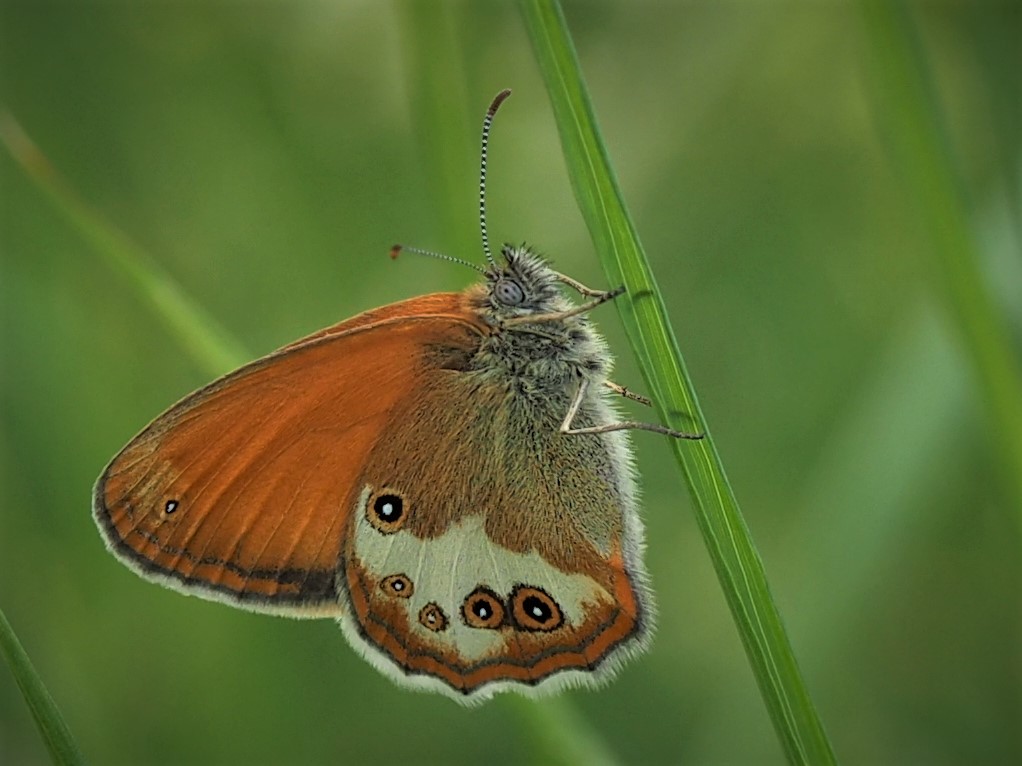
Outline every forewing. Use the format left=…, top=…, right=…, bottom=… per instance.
left=94, top=303, right=483, bottom=616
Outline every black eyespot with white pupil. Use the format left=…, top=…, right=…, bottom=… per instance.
left=510, top=585, right=563, bottom=631
left=494, top=279, right=525, bottom=306
left=525, top=597, right=549, bottom=619
left=367, top=491, right=407, bottom=534
left=419, top=603, right=448, bottom=632
left=380, top=574, right=414, bottom=598
left=461, top=586, right=505, bottom=630
left=375, top=495, right=401, bottom=521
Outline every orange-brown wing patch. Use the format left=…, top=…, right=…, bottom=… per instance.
left=94, top=313, right=484, bottom=615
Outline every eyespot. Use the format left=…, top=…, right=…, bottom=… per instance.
left=380, top=574, right=414, bottom=599
left=367, top=490, right=406, bottom=534
left=510, top=585, right=564, bottom=632
left=494, top=279, right=525, bottom=306
left=461, top=586, right=506, bottom=630
left=419, top=603, right=448, bottom=632
left=164, top=499, right=179, bottom=515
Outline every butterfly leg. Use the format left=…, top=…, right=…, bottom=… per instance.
left=553, top=271, right=611, bottom=298
left=603, top=380, right=652, bottom=407
left=503, top=286, right=625, bottom=328
left=560, top=377, right=704, bottom=440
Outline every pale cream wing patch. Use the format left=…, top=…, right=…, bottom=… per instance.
left=339, top=483, right=643, bottom=702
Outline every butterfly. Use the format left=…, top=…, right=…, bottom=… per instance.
left=93, top=89, right=700, bottom=703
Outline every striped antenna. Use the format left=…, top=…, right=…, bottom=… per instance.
left=390, top=244, right=487, bottom=274
left=479, top=89, right=512, bottom=268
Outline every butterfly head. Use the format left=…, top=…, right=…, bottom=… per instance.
left=479, top=244, right=568, bottom=322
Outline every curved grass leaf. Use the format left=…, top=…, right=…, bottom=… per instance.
left=0, top=607, right=86, bottom=765
left=0, top=112, right=247, bottom=377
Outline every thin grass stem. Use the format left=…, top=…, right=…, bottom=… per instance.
left=0, top=607, right=86, bottom=766
left=518, top=2, right=838, bottom=763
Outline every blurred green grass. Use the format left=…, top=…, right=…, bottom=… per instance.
left=1, top=2, right=1019, bottom=764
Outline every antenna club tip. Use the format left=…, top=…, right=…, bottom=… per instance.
left=389, top=244, right=403, bottom=260
left=488, top=89, right=512, bottom=115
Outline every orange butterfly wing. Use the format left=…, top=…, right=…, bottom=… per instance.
left=94, top=294, right=486, bottom=616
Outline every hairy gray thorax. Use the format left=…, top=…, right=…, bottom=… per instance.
left=465, top=246, right=612, bottom=408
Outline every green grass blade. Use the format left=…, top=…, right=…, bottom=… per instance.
left=519, top=2, right=837, bottom=763
left=0, top=607, right=86, bottom=765
left=0, top=112, right=248, bottom=376
left=859, top=0, right=1022, bottom=521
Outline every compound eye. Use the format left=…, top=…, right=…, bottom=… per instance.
left=494, top=279, right=525, bottom=306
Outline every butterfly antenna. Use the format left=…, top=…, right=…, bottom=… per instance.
left=390, top=244, right=487, bottom=274
left=479, top=88, right=512, bottom=269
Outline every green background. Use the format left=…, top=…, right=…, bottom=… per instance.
left=1, top=2, right=1019, bottom=764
